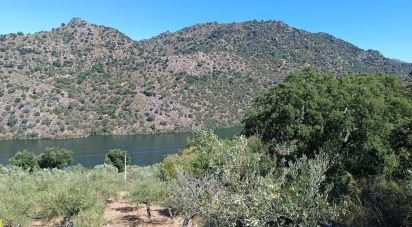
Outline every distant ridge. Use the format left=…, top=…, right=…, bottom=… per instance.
left=0, top=18, right=411, bottom=139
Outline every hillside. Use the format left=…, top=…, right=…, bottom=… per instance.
left=0, top=18, right=411, bottom=139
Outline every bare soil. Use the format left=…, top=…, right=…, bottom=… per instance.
left=104, top=199, right=184, bottom=227
left=30, top=198, right=186, bottom=227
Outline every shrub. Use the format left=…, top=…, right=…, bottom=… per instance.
left=160, top=147, right=199, bottom=180
left=0, top=166, right=122, bottom=226
left=390, top=120, right=412, bottom=177
left=104, top=149, right=130, bottom=172
left=9, top=150, right=38, bottom=171
left=341, top=176, right=412, bottom=226
left=72, top=204, right=106, bottom=226
left=130, top=178, right=168, bottom=205
left=166, top=131, right=347, bottom=226
left=52, top=60, right=61, bottom=67
left=38, top=147, right=73, bottom=169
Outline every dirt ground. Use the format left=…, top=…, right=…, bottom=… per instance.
left=30, top=197, right=186, bottom=227
left=104, top=199, right=184, bottom=227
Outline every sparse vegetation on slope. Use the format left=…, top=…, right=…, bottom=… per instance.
left=0, top=18, right=411, bottom=139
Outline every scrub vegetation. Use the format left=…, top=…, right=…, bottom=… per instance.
left=0, top=18, right=411, bottom=139
left=1, top=69, right=411, bottom=226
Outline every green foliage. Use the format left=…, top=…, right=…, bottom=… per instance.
left=71, top=204, right=106, bottom=226
left=129, top=177, right=168, bottom=205
left=367, top=178, right=411, bottom=226
left=241, top=69, right=412, bottom=225
left=243, top=68, right=412, bottom=178
left=9, top=150, right=38, bottom=171
left=0, top=166, right=122, bottom=226
left=390, top=120, right=412, bottom=177
left=342, top=176, right=412, bottom=226
left=161, top=131, right=273, bottom=180
left=166, top=131, right=347, bottom=226
left=104, top=149, right=131, bottom=172
left=126, top=165, right=170, bottom=207
left=38, top=147, right=73, bottom=169
left=9, top=148, right=75, bottom=171
left=52, top=60, right=62, bottom=67
left=160, top=147, right=198, bottom=180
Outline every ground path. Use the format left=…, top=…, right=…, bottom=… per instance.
left=31, top=192, right=186, bottom=227
left=104, top=199, right=183, bottom=227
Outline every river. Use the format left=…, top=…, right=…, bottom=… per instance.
left=0, top=127, right=243, bottom=167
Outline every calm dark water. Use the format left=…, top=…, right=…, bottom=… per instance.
left=0, top=127, right=243, bottom=167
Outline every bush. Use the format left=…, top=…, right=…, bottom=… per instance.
left=126, top=165, right=170, bottom=219
left=104, top=149, right=130, bottom=172
left=72, top=204, right=106, bottom=226
left=390, top=120, right=412, bottom=177
left=38, top=147, right=73, bottom=169
left=346, top=176, right=412, bottom=226
left=166, top=131, right=347, bottom=226
left=160, top=147, right=199, bottom=180
left=0, top=166, right=122, bottom=226
left=9, top=150, right=38, bottom=171
left=130, top=178, right=168, bottom=205
left=52, top=60, right=61, bottom=67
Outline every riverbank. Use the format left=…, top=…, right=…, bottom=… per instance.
left=0, top=124, right=244, bottom=141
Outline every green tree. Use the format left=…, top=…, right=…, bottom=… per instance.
left=243, top=68, right=412, bottom=178
left=104, top=149, right=130, bottom=172
left=38, top=147, right=73, bottom=169
left=9, top=150, right=38, bottom=171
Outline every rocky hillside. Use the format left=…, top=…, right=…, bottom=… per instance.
left=0, top=18, right=411, bottom=139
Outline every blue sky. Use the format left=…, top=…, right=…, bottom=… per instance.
left=1, top=0, right=411, bottom=62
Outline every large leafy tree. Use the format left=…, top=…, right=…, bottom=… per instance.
left=243, top=68, right=412, bottom=178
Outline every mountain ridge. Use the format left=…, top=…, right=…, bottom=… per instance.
left=0, top=18, right=411, bottom=139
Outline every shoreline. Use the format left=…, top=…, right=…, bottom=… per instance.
left=0, top=124, right=244, bottom=141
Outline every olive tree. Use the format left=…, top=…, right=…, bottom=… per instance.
left=166, top=131, right=345, bottom=226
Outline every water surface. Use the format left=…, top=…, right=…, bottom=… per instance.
left=0, top=127, right=242, bottom=167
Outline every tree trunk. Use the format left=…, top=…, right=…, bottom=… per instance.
left=182, top=210, right=198, bottom=227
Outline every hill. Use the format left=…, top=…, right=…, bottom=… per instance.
left=0, top=18, right=411, bottom=139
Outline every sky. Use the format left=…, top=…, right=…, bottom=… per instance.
left=0, top=0, right=411, bottom=62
